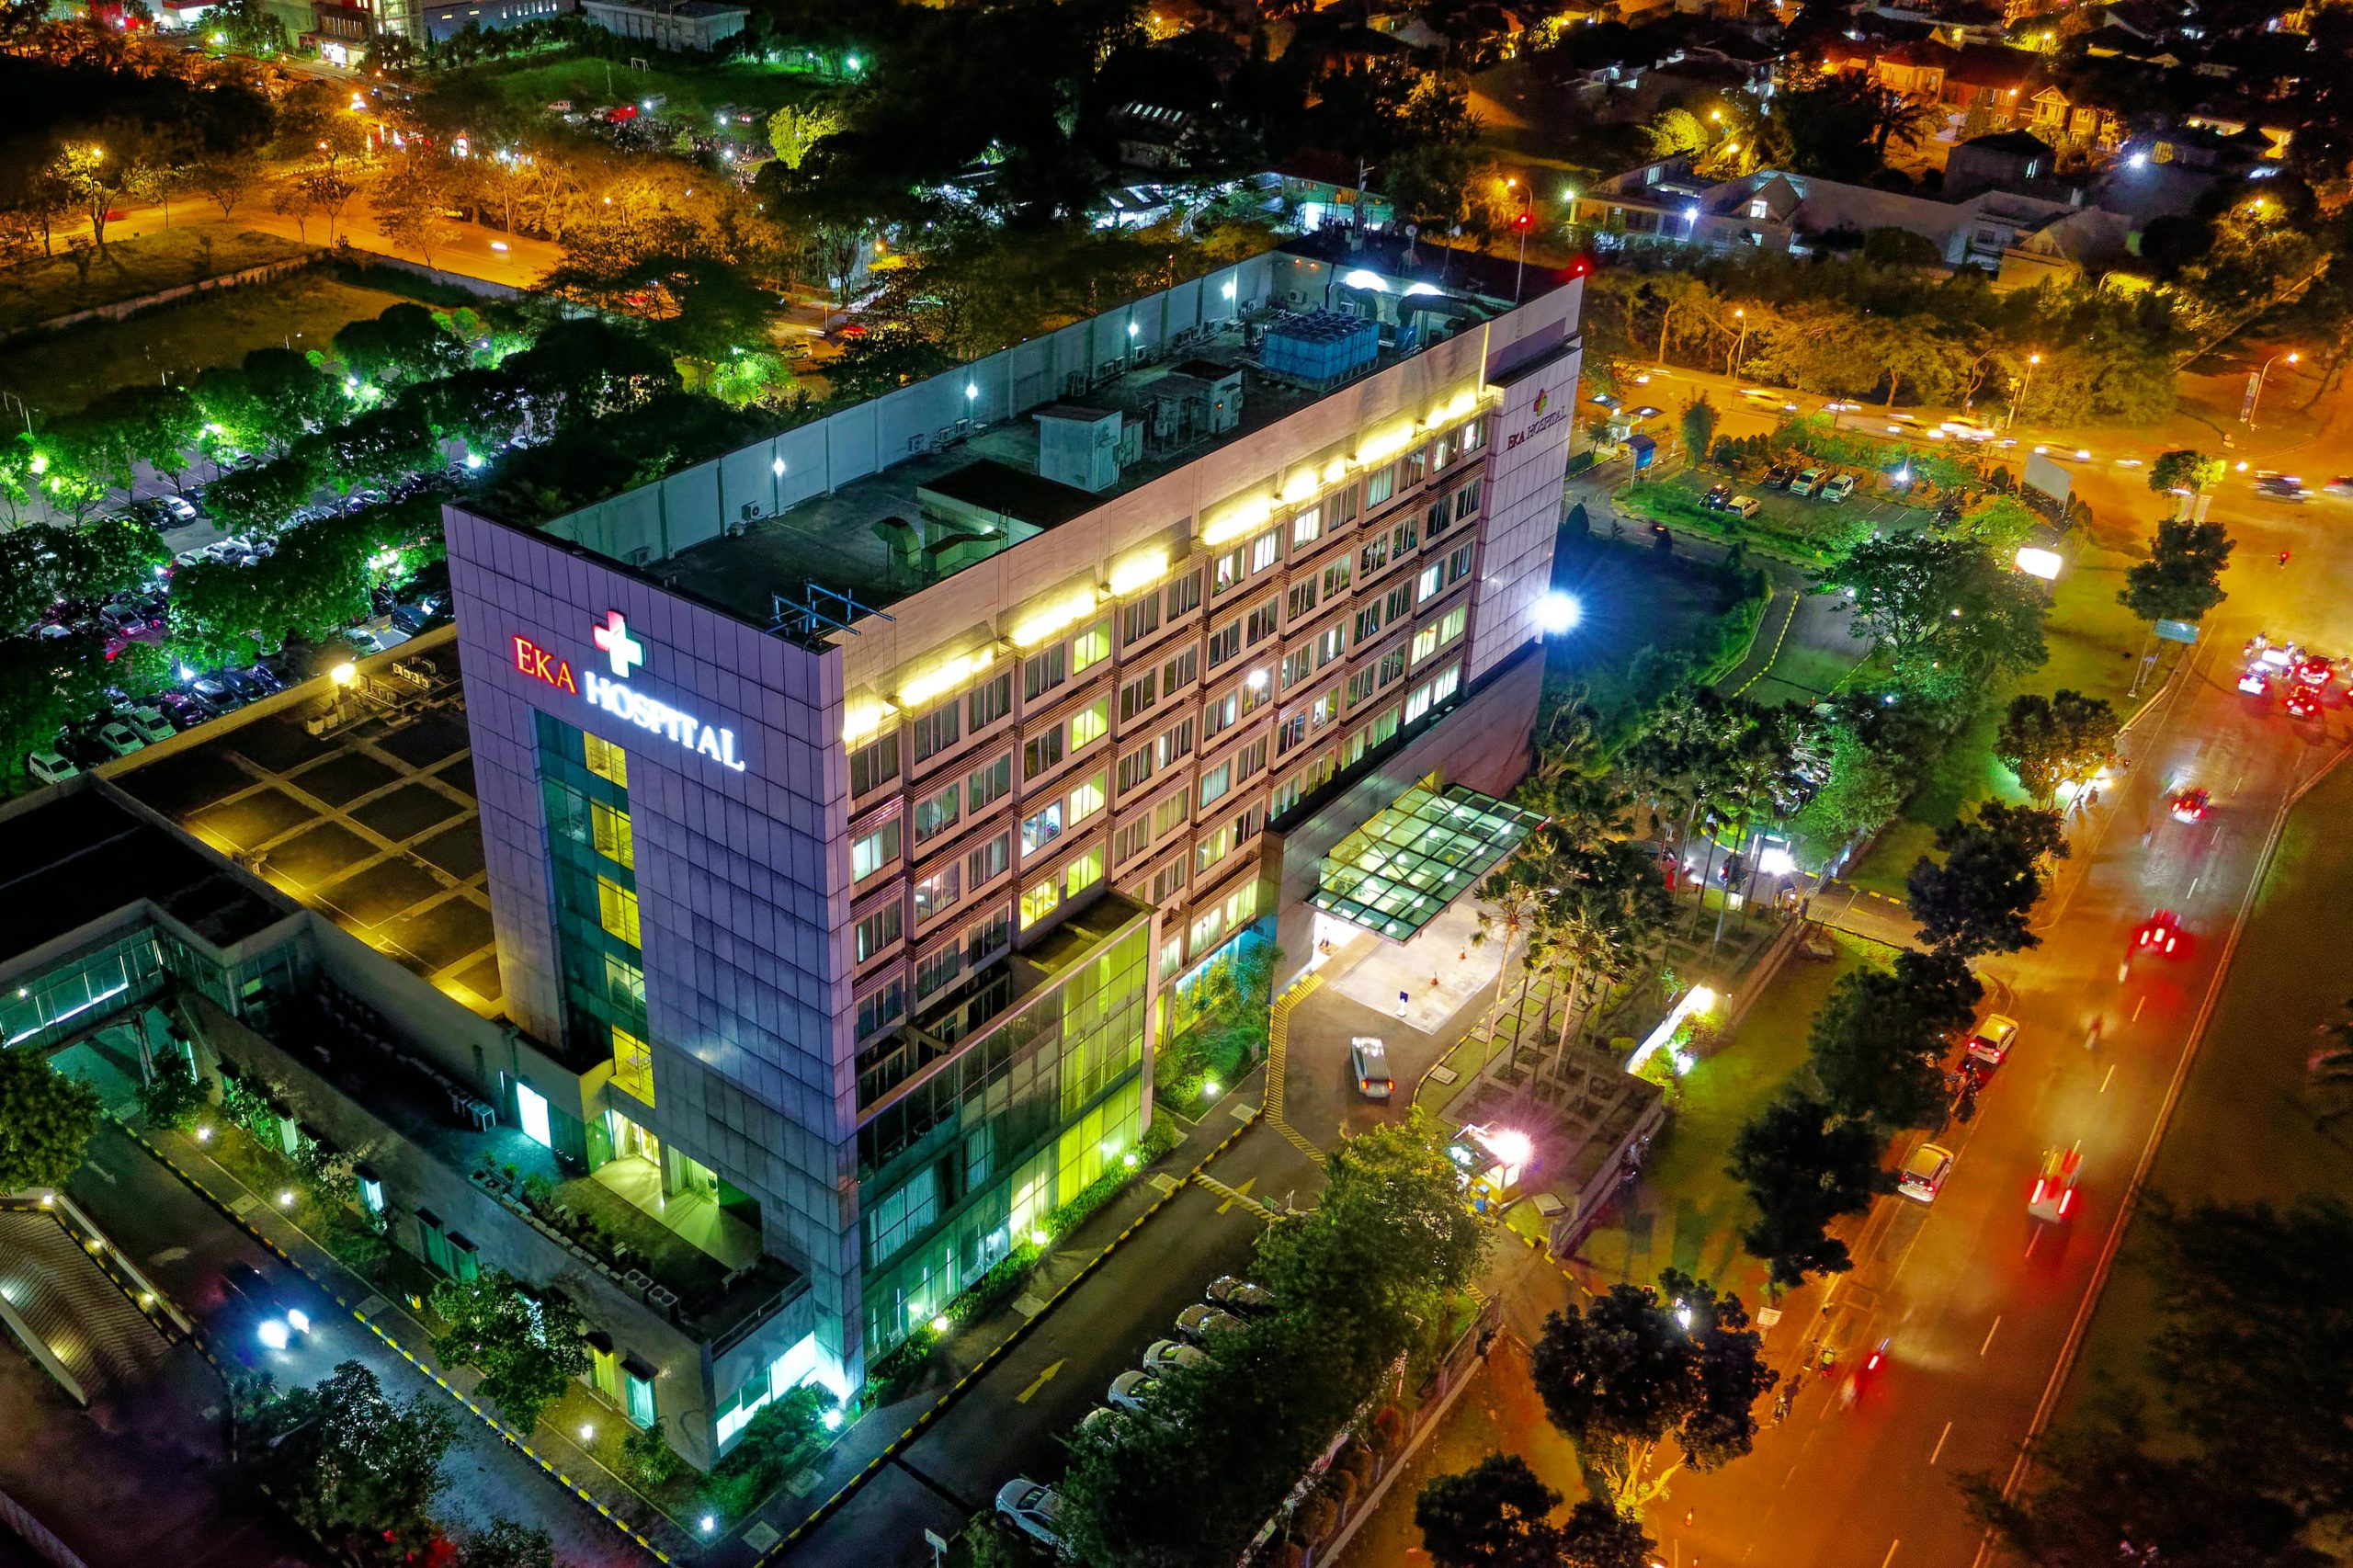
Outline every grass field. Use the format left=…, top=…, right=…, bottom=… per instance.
left=0, top=269, right=411, bottom=419
left=1846, top=540, right=2159, bottom=895
left=458, top=55, right=827, bottom=121
left=1571, top=929, right=1885, bottom=1299
left=1618, top=466, right=1927, bottom=565
left=0, top=225, right=315, bottom=338
left=2063, top=756, right=2353, bottom=1415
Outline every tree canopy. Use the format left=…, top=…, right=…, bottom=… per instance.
left=1906, top=801, right=2068, bottom=959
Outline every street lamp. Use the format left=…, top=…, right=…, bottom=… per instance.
left=2247, top=349, right=2299, bottom=428
left=1729, top=307, right=1748, bottom=375
left=1510, top=183, right=1535, bottom=303
left=2006, top=351, right=2041, bottom=431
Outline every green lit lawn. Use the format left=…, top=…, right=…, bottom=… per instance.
left=458, top=56, right=827, bottom=121
left=0, top=224, right=316, bottom=338
left=1618, top=466, right=1927, bottom=566
left=2063, top=758, right=2353, bottom=1415
left=1570, top=930, right=1886, bottom=1299
left=1846, top=540, right=2162, bottom=896
left=0, top=269, right=410, bottom=419
left=1547, top=528, right=1762, bottom=727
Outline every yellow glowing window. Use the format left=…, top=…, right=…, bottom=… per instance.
left=1020, top=878, right=1061, bottom=929
left=597, top=875, right=641, bottom=947
left=591, top=801, right=635, bottom=869
left=585, top=733, right=629, bottom=787
left=1069, top=770, right=1106, bottom=825
left=1070, top=698, right=1108, bottom=749
left=611, top=1027, right=654, bottom=1106
left=1072, top=620, right=1111, bottom=675
left=1063, top=847, right=1104, bottom=897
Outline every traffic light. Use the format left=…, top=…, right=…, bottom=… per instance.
left=1514, top=211, right=1533, bottom=232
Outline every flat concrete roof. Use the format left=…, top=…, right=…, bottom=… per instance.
left=0, top=787, right=294, bottom=967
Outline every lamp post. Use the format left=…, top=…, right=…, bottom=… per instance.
left=1509, top=180, right=1535, bottom=302
left=2247, top=349, right=2299, bottom=428
left=1728, top=308, right=1748, bottom=375
left=2006, top=351, right=2041, bottom=431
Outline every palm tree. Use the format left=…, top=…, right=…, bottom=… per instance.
left=1527, top=837, right=1677, bottom=1073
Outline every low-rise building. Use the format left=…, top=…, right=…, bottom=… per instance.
left=576, top=0, right=744, bottom=50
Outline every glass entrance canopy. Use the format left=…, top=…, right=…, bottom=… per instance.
left=1312, top=781, right=1545, bottom=942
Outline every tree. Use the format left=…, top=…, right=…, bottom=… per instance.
left=202, top=453, right=320, bottom=537
left=428, top=1270, right=590, bottom=1435
left=1417, top=1455, right=1565, bottom=1568
left=1963, top=1418, right=2327, bottom=1568
left=1529, top=1269, right=1775, bottom=1515
left=1993, top=689, right=2118, bottom=807
left=1680, top=395, right=1718, bottom=461
left=766, top=102, right=841, bottom=172
left=257, top=1359, right=456, bottom=1558
left=1557, top=1502, right=1656, bottom=1568
left=1906, top=801, right=2068, bottom=959
left=2119, top=517, right=2233, bottom=626
left=0, top=1048, right=103, bottom=1189
left=2147, top=449, right=2225, bottom=496
left=2138, top=1197, right=2353, bottom=1517
left=1727, top=1090, right=1890, bottom=1287
left=1950, top=493, right=2038, bottom=556
left=293, top=165, right=358, bottom=244
left=334, top=303, right=467, bottom=386
left=1815, top=534, right=2047, bottom=694
left=48, top=139, right=141, bottom=254
left=371, top=161, right=460, bottom=270
left=1787, top=719, right=1905, bottom=865
left=455, top=1518, right=559, bottom=1568
left=1808, top=950, right=1983, bottom=1130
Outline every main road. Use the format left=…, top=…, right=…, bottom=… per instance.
left=1651, top=494, right=2350, bottom=1566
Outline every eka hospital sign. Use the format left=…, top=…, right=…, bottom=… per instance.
left=510, top=610, right=749, bottom=773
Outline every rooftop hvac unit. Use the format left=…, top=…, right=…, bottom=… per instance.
left=1260, top=310, right=1379, bottom=388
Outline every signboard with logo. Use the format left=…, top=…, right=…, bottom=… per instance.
left=1504, top=385, right=1569, bottom=453
left=509, top=610, right=749, bottom=773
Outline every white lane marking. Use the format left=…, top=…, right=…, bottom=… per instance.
left=2024, top=1225, right=2041, bottom=1258
left=1881, top=1540, right=1902, bottom=1568
left=2101, top=1063, right=2117, bottom=1094
left=1980, top=1316, right=2002, bottom=1356
left=2133, top=996, right=2147, bottom=1021
left=1930, top=1420, right=1953, bottom=1466
left=2188, top=873, right=2202, bottom=899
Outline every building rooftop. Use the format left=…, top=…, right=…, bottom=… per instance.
left=524, top=235, right=1541, bottom=646
left=0, top=785, right=296, bottom=969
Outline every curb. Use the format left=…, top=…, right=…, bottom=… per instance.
left=757, top=1109, right=1268, bottom=1561
left=112, top=1116, right=679, bottom=1564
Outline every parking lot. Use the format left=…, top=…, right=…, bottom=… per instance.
left=111, top=644, right=505, bottom=1015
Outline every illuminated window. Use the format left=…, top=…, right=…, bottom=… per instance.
left=852, top=822, right=900, bottom=881
left=611, top=1027, right=654, bottom=1106
left=855, top=903, right=903, bottom=962
left=604, top=953, right=644, bottom=1010
left=1063, top=846, right=1104, bottom=897
left=1022, top=803, right=1063, bottom=856
left=1365, top=467, right=1395, bottom=506
left=914, top=865, right=961, bottom=925
left=584, top=733, right=628, bottom=786
left=515, top=1082, right=552, bottom=1148
left=591, top=801, right=634, bottom=869
left=1072, top=619, right=1111, bottom=675
left=1411, top=624, right=1440, bottom=664
left=1071, top=699, right=1109, bottom=749
left=1440, top=607, right=1468, bottom=645
left=1291, top=506, right=1322, bottom=545
left=1019, top=878, right=1061, bottom=929
left=597, top=876, right=641, bottom=946
left=1069, top=771, right=1106, bottom=825
left=1250, top=529, right=1280, bottom=574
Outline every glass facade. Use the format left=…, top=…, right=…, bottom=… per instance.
left=2, top=920, right=303, bottom=1052
left=536, top=712, right=652, bottom=1104
left=858, top=923, right=1150, bottom=1353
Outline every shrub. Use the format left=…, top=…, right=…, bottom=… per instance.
left=620, top=1422, right=684, bottom=1490
left=1370, top=1405, right=1406, bottom=1455
left=1294, top=1494, right=1339, bottom=1546
left=138, top=1060, right=210, bottom=1131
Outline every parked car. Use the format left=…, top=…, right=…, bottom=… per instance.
left=1175, top=1304, right=1247, bottom=1343
left=1790, top=468, right=1825, bottom=497
left=96, top=721, right=145, bottom=758
left=995, top=1481, right=1066, bottom=1551
left=1349, top=1036, right=1393, bottom=1100
left=1728, top=494, right=1762, bottom=520
left=1142, top=1339, right=1207, bottom=1377
left=155, top=692, right=210, bottom=731
left=123, top=707, right=175, bottom=745
left=188, top=676, right=243, bottom=713
left=27, top=749, right=79, bottom=786
left=1108, top=1370, right=1160, bottom=1413
left=219, top=1260, right=312, bottom=1350
left=391, top=602, right=442, bottom=635
left=1964, top=1014, right=2019, bottom=1065
left=1897, top=1142, right=1955, bottom=1203
left=1700, top=483, right=1733, bottom=511
left=1819, top=473, right=1857, bottom=503
left=1762, top=464, right=1797, bottom=490
left=242, top=663, right=287, bottom=695
left=221, top=668, right=270, bottom=703
left=1205, top=1276, right=1278, bottom=1316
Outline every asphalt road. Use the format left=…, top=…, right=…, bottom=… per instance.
left=66, top=1122, right=654, bottom=1568
left=1654, top=517, right=2351, bottom=1567
left=781, top=1123, right=1324, bottom=1568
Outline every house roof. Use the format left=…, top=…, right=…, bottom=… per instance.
left=1942, top=42, right=2039, bottom=88
left=1962, top=129, right=2056, bottom=156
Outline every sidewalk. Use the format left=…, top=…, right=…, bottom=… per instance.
left=118, top=1114, right=699, bottom=1564
left=729, top=1078, right=1269, bottom=1566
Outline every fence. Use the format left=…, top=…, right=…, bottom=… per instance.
left=1245, top=1293, right=1505, bottom=1568
left=0, top=1488, right=91, bottom=1568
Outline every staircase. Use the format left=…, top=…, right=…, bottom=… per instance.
left=0, top=1210, right=176, bottom=1405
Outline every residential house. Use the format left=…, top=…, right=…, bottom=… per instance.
left=1945, top=128, right=2056, bottom=195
